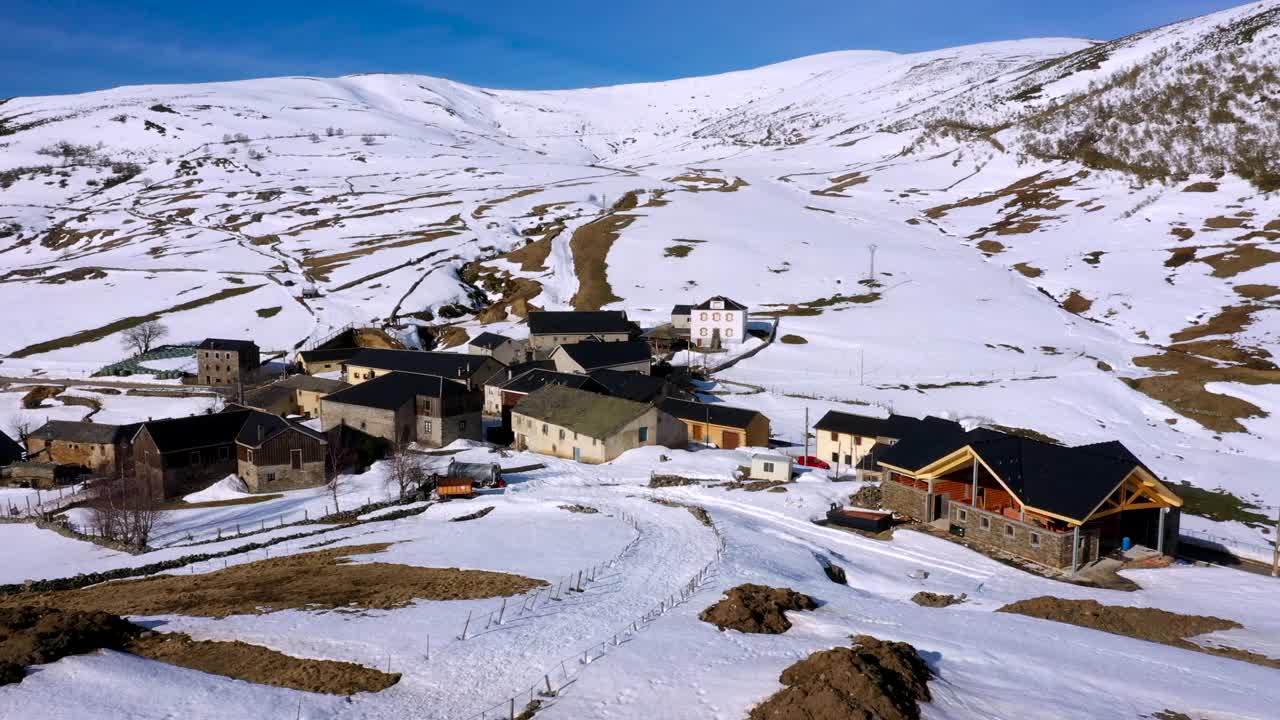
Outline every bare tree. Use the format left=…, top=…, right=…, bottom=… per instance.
left=121, top=320, right=168, bottom=356
left=85, top=471, right=163, bottom=548
left=384, top=444, right=428, bottom=502
left=325, top=429, right=348, bottom=513
left=9, top=417, right=32, bottom=446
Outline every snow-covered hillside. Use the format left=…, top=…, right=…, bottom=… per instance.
left=1, top=2, right=1278, bottom=522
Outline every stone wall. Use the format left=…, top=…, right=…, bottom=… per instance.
left=882, top=479, right=929, bottom=520
left=239, top=459, right=326, bottom=493
left=949, top=504, right=1083, bottom=569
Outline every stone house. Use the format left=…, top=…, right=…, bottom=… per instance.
left=511, top=385, right=686, bottom=463
left=247, top=374, right=351, bottom=417
left=690, top=296, right=748, bottom=348
left=484, top=368, right=605, bottom=420
left=658, top=398, right=770, bottom=450
left=813, top=411, right=924, bottom=478
left=550, top=340, right=651, bottom=375
left=526, top=311, right=635, bottom=356
left=320, top=371, right=482, bottom=447
left=341, top=349, right=505, bottom=391
left=235, top=413, right=328, bottom=492
left=132, top=410, right=254, bottom=498
left=670, top=304, right=692, bottom=330
left=197, top=338, right=261, bottom=387
left=877, top=425, right=1183, bottom=572
left=468, top=332, right=527, bottom=365
left=25, top=420, right=138, bottom=476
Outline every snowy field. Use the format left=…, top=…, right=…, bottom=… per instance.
left=3, top=442, right=1280, bottom=719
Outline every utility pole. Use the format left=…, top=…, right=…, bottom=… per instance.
left=803, top=408, right=809, bottom=460
left=859, top=348, right=865, bottom=386
left=1272, top=504, right=1279, bottom=578
left=868, top=244, right=879, bottom=283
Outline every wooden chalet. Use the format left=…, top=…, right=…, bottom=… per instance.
left=877, top=420, right=1183, bottom=572
left=658, top=398, right=769, bottom=450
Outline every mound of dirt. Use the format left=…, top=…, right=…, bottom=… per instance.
left=748, top=635, right=932, bottom=720
left=699, top=584, right=817, bottom=634
left=451, top=506, right=495, bottom=522
left=129, top=632, right=399, bottom=695
left=847, top=484, right=883, bottom=509
left=5, top=544, right=544, bottom=619
left=0, top=606, right=141, bottom=685
left=998, top=596, right=1238, bottom=645
left=911, top=592, right=966, bottom=608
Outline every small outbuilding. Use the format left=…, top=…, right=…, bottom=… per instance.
left=750, top=453, right=792, bottom=482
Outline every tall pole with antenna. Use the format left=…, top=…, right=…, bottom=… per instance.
left=868, top=243, right=879, bottom=284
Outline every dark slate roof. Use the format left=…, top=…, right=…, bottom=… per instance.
left=499, top=369, right=604, bottom=395
left=346, top=349, right=496, bottom=378
left=693, top=295, right=747, bottom=311
left=555, top=341, right=651, bottom=371
left=30, top=420, right=126, bottom=445
left=322, top=371, right=463, bottom=411
left=970, top=436, right=1148, bottom=522
left=513, top=385, right=651, bottom=438
left=527, top=310, right=632, bottom=336
left=276, top=375, right=349, bottom=393
left=497, top=359, right=556, bottom=382
left=875, top=417, right=999, bottom=472
left=198, top=338, right=258, bottom=352
left=298, top=347, right=361, bottom=363
left=236, top=410, right=326, bottom=448
left=814, top=412, right=923, bottom=440
left=139, top=410, right=253, bottom=453
left=0, top=429, right=22, bottom=465
left=469, top=332, right=513, bottom=350
left=659, top=398, right=762, bottom=429
left=588, top=369, right=669, bottom=403
left=672, top=305, right=692, bottom=316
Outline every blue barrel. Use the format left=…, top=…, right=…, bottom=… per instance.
left=1121, top=536, right=1132, bottom=551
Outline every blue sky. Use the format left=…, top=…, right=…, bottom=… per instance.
left=1, top=0, right=1247, bottom=97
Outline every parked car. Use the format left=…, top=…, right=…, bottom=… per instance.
left=794, top=456, right=830, bottom=469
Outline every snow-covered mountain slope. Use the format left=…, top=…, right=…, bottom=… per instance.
left=1, top=3, right=1278, bottom=518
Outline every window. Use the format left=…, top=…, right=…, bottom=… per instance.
left=699, top=328, right=708, bottom=336
left=265, top=472, right=276, bottom=483
left=712, top=312, right=720, bottom=321
left=957, top=509, right=967, bottom=523
left=700, top=313, right=708, bottom=320
left=1004, top=524, right=1015, bottom=538
left=458, top=419, right=466, bottom=432
left=762, top=461, right=774, bottom=473
left=980, top=516, right=991, bottom=531
left=573, top=447, right=581, bottom=462
left=830, top=432, right=838, bottom=441
left=542, top=423, right=549, bottom=435
left=844, top=454, right=851, bottom=466
left=1030, top=532, right=1041, bottom=547
left=290, top=449, right=302, bottom=470
left=559, top=429, right=566, bottom=440
left=725, top=313, right=733, bottom=321
left=638, top=426, right=649, bottom=442
left=830, top=452, right=838, bottom=462
left=725, top=328, right=733, bottom=337
left=424, top=420, right=433, bottom=435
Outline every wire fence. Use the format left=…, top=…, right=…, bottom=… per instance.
left=1, top=482, right=88, bottom=519
left=1180, top=528, right=1276, bottom=561
left=458, top=508, right=727, bottom=720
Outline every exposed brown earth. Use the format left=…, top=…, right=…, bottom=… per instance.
left=1202, top=215, right=1249, bottom=230
left=811, top=171, right=869, bottom=197
left=1, top=544, right=545, bottom=619
left=1199, top=244, right=1280, bottom=278
left=747, top=635, right=933, bottom=720
left=1061, top=291, right=1093, bottom=314
left=472, top=187, right=542, bottom=219
left=1170, top=227, right=1195, bottom=241
left=1182, top=182, right=1218, bottom=192
left=1012, top=262, right=1043, bottom=278
left=1235, top=283, right=1279, bottom=300
left=999, top=597, right=1280, bottom=669
left=976, top=239, right=1005, bottom=254
left=669, top=173, right=749, bottom=193
left=558, top=504, right=598, bottom=514
left=699, top=584, right=817, bottom=634
left=1126, top=350, right=1276, bottom=433
left=924, top=173, right=1081, bottom=239
left=569, top=213, right=637, bottom=310
left=129, top=632, right=400, bottom=695
left=911, top=592, right=966, bottom=608
left=0, top=606, right=139, bottom=685
left=450, top=506, right=495, bottom=522
left=20, top=385, right=62, bottom=408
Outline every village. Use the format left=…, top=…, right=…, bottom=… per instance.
left=1, top=294, right=1192, bottom=580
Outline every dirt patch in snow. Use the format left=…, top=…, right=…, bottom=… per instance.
left=558, top=504, right=598, bottom=514
left=748, top=635, right=932, bottom=720
left=1199, top=244, right=1280, bottom=278
left=129, top=632, right=399, bottom=695
left=1182, top=182, right=1218, bottom=192
left=3, top=543, right=544, bottom=619
left=450, top=506, right=495, bottom=522
left=699, top=584, right=816, bottom=634
left=0, top=606, right=139, bottom=685
left=1061, top=291, right=1093, bottom=314
left=20, top=385, right=63, bottom=408
left=1012, top=262, right=1043, bottom=278
left=998, top=597, right=1280, bottom=669
left=1235, top=283, right=1279, bottom=300
left=911, top=592, right=966, bottom=608
left=569, top=213, right=637, bottom=311
left=811, top=171, right=868, bottom=197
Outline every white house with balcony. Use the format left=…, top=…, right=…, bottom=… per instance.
left=690, top=296, right=748, bottom=348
